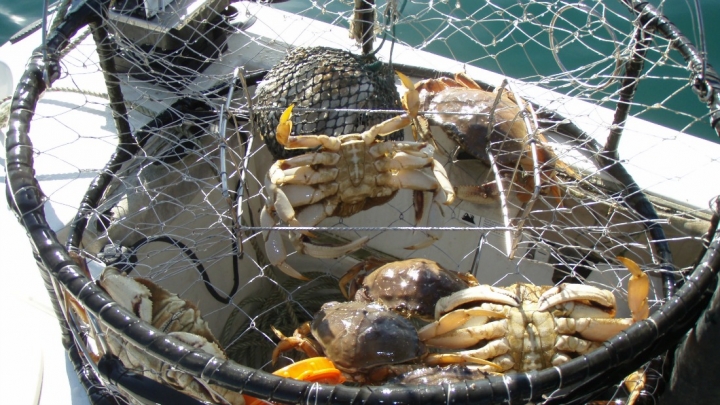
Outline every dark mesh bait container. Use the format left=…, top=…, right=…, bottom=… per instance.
left=253, top=46, right=404, bottom=159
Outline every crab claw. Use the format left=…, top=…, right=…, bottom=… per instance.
left=397, top=71, right=419, bottom=119
left=616, top=256, right=650, bottom=322
left=276, top=104, right=295, bottom=147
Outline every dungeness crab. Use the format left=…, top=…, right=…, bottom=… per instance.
left=339, top=257, right=478, bottom=321
left=98, top=267, right=245, bottom=405
left=413, top=73, right=581, bottom=206
left=417, top=257, right=649, bottom=372
left=261, top=73, right=455, bottom=280
left=271, top=300, right=498, bottom=384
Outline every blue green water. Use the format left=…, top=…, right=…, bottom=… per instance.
left=2, top=0, right=718, bottom=143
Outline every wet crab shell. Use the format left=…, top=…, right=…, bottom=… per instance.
left=419, top=86, right=527, bottom=166
left=354, top=258, right=477, bottom=321
left=311, top=301, right=425, bottom=374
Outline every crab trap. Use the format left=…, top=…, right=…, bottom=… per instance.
left=3, top=0, right=720, bottom=403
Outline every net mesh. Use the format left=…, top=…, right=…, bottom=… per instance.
left=3, top=0, right=718, bottom=403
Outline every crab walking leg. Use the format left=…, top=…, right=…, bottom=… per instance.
left=554, top=335, right=602, bottom=355
left=536, top=283, right=617, bottom=316
left=554, top=317, right=633, bottom=342
left=275, top=105, right=343, bottom=151
left=418, top=308, right=507, bottom=347
left=375, top=169, right=445, bottom=195
left=423, top=323, right=504, bottom=348
left=283, top=200, right=370, bottom=260
left=424, top=340, right=509, bottom=372
left=269, top=153, right=340, bottom=185
left=424, top=353, right=504, bottom=372
left=455, top=182, right=502, bottom=205
left=368, top=141, right=428, bottom=158
left=273, top=152, right=341, bottom=170
left=273, top=166, right=339, bottom=186
left=435, top=284, right=520, bottom=319
left=361, top=113, right=414, bottom=144
left=260, top=206, right=309, bottom=280
left=271, top=324, right=322, bottom=364
left=373, top=152, right=434, bottom=172
left=432, top=160, right=455, bottom=204
left=276, top=184, right=340, bottom=216
left=405, top=187, right=453, bottom=249
left=295, top=236, right=370, bottom=260
left=617, top=256, right=650, bottom=322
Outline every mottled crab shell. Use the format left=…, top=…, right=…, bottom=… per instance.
left=311, top=301, right=425, bottom=373
left=354, top=258, right=474, bottom=321
left=254, top=46, right=404, bottom=159
left=420, top=86, right=526, bottom=166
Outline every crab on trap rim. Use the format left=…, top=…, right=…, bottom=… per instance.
left=4, top=0, right=720, bottom=404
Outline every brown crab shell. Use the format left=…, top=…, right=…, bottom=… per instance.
left=420, top=86, right=527, bottom=166
left=354, top=258, right=475, bottom=321
left=311, top=301, right=425, bottom=374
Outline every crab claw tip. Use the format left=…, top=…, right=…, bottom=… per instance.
left=395, top=71, right=414, bottom=90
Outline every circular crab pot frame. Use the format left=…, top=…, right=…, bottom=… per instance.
left=5, top=0, right=720, bottom=404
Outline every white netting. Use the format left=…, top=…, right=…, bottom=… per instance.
left=5, top=0, right=718, bottom=403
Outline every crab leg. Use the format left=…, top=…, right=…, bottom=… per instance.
left=274, top=152, right=341, bottom=169
left=271, top=324, right=322, bottom=364
left=617, top=256, right=650, bottom=322
left=373, top=152, right=433, bottom=172
left=424, top=353, right=504, bottom=372
left=277, top=184, right=340, bottom=210
left=537, top=283, right=617, bottom=317
left=294, top=235, right=370, bottom=260
left=376, top=169, right=441, bottom=193
left=397, top=71, right=419, bottom=118
left=260, top=206, right=309, bottom=280
left=272, top=166, right=339, bottom=186
left=435, top=284, right=519, bottom=319
left=455, top=182, right=501, bottom=205
left=432, top=160, right=455, bottom=204
left=554, top=317, right=633, bottom=342
left=555, top=335, right=602, bottom=355
left=424, top=338, right=509, bottom=372
left=368, top=141, right=428, bottom=158
left=361, top=114, right=414, bottom=144
left=419, top=310, right=506, bottom=347
left=419, top=308, right=502, bottom=339
left=405, top=185, right=452, bottom=250
left=275, top=105, right=343, bottom=151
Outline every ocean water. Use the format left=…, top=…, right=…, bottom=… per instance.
left=1, top=0, right=718, bottom=142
